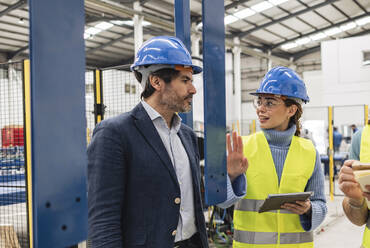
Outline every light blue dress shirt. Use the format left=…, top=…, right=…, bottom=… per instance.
left=141, top=100, right=246, bottom=240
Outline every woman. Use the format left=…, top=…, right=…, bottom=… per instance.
left=229, top=66, right=327, bottom=248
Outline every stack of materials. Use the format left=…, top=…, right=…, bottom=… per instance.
left=0, top=225, right=20, bottom=248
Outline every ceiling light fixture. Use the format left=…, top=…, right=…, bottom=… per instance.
left=324, top=27, right=342, bottom=36
left=234, top=8, right=256, bottom=19
left=268, top=0, right=289, bottom=5
left=224, top=15, right=239, bottom=25
left=356, top=16, right=370, bottom=26
left=281, top=42, right=298, bottom=50
left=310, top=32, right=327, bottom=41
left=295, top=37, right=311, bottom=45
left=251, top=1, right=273, bottom=13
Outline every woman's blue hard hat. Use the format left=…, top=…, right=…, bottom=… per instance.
left=251, top=66, right=310, bottom=103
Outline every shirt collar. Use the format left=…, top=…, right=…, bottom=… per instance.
left=141, top=100, right=182, bottom=132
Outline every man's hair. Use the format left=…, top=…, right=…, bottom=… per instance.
left=135, top=68, right=180, bottom=99
left=334, top=127, right=338, bottom=131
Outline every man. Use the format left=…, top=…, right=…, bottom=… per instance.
left=333, top=126, right=342, bottom=152
left=339, top=119, right=370, bottom=247
left=87, top=36, right=248, bottom=248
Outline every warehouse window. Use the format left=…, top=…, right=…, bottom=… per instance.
left=0, top=68, right=8, bottom=79
left=125, top=83, right=130, bottom=93
left=363, top=51, right=370, bottom=66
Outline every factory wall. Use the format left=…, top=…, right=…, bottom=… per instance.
left=321, top=35, right=370, bottom=106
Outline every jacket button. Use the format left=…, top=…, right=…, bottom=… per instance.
left=174, top=197, right=181, bottom=204
left=172, top=230, right=177, bottom=236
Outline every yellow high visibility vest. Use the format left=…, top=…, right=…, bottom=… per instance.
left=361, top=125, right=370, bottom=248
left=234, top=132, right=316, bottom=248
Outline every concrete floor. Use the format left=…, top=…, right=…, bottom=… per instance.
left=314, top=179, right=365, bottom=248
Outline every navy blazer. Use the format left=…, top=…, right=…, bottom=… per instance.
left=88, top=103, right=208, bottom=248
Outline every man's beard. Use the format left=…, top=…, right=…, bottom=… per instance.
left=160, top=89, right=192, bottom=113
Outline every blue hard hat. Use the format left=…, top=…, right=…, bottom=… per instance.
left=251, top=66, right=309, bottom=103
left=130, top=36, right=202, bottom=74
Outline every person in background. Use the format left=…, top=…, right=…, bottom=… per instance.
left=302, top=128, right=316, bottom=146
left=87, top=36, right=248, bottom=248
left=351, top=124, right=359, bottom=134
left=339, top=119, right=370, bottom=248
left=333, top=126, right=343, bottom=153
left=219, top=66, right=327, bottom=248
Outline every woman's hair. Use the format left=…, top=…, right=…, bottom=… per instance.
left=284, top=98, right=303, bottom=136
left=135, top=68, right=180, bottom=99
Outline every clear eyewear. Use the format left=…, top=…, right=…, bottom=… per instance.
left=253, top=97, right=285, bottom=110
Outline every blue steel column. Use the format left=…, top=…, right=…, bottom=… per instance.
left=29, top=0, right=87, bottom=246
left=175, top=0, right=193, bottom=128
left=202, top=0, right=227, bottom=205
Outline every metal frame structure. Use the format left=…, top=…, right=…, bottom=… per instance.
left=0, top=0, right=367, bottom=244
left=0, top=0, right=369, bottom=67
left=202, top=0, right=227, bottom=205
left=28, top=0, right=87, bottom=246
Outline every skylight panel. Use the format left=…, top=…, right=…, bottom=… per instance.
left=268, top=0, right=289, bottom=5
left=340, top=22, right=357, bottom=31
left=224, top=15, right=239, bottom=25
left=356, top=16, right=370, bottom=26
left=281, top=42, right=298, bottom=50
left=85, top=27, right=101, bottom=35
left=111, top=20, right=151, bottom=26
left=251, top=1, right=273, bottom=13
left=234, top=8, right=255, bottom=19
left=295, top=37, right=311, bottom=45
left=95, top=22, right=114, bottom=30
left=310, top=32, right=327, bottom=41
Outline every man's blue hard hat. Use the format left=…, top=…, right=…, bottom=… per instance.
left=251, top=66, right=310, bottom=103
left=130, top=36, right=202, bottom=74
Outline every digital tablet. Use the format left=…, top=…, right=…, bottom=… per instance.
left=258, top=191, right=313, bottom=213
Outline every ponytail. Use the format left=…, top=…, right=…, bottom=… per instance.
left=284, top=99, right=303, bottom=136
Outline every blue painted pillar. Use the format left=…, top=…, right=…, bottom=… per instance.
left=29, top=0, right=87, bottom=246
left=202, top=0, right=227, bottom=205
left=174, top=0, right=193, bottom=128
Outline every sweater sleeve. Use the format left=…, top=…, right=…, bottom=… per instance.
left=299, top=150, right=327, bottom=231
left=217, top=174, right=246, bottom=209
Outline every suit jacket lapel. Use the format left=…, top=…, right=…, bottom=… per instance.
left=131, top=103, right=179, bottom=185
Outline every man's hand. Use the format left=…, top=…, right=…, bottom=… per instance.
left=226, top=131, right=248, bottom=182
left=338, top=160, right=364, bottom=204
left=281, top=200, right=311, bottom=215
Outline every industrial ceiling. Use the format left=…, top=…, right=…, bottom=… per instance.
left=0, top=0, right=369, bottom=68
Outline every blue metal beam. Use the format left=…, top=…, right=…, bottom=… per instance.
left=202, top=0, right=227, bottom=205
left=174, top=0, right=193, bottom=128
left=29, top=0, right=87, bottom=246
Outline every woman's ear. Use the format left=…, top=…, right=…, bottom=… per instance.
left=288, top=104, right=298, bottom=118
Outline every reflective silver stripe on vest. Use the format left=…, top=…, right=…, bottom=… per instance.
left=235, top=198, right=294, bottom=214
left=234, top=229, right=313, bottom=245
left=367, top=217, right=370, bottom=229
